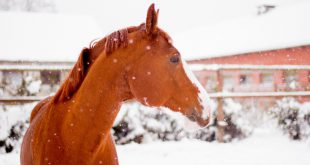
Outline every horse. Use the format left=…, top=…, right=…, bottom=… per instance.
left=21, top=4, right=211, bottom=165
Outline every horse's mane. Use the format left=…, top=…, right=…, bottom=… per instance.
left=53, top=25, right=171, bottom=102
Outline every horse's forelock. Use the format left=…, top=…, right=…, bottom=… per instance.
left=105, top=29, right=129, bottom=54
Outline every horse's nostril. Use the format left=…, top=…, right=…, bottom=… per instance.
left=188, top=114, right=197, bottom=122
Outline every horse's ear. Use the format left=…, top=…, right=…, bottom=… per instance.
left=145, top=3, right=159, bottom=36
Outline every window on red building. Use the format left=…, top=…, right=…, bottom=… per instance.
left=239, top=74, right=253, bottom=85
left=205, top=75, right=217, bottom=92
left=238, top=74, right=253, bottom=92
left=2, top=71, right=23, bottom=96
left=260, top=72, right=274, bottom=91
left=284, top=70, right=298, bottom=90
left=261, top=73, right=274, bottom=85
left=223, top=75, right=234, bottom=92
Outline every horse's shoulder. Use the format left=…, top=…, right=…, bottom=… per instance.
left=30, top=96, right=52, bottom=123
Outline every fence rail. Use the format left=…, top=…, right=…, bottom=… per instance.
left=0, top=64, right=72, bottom=71
left=209, top=91, right=310, bottom=98
left=0, top=96, right=46, bottom=103
left=189, top=64, right=310, bottom=71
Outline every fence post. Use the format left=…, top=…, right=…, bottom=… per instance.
left=216, top=69, right=225, bottom=142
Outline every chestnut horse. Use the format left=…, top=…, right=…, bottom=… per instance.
left=21, top=4, right=211, bottom=165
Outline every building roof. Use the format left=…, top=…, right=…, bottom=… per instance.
left=0, top=12, right=103, bottom=62
left=174, top=1, right=310, bottom=60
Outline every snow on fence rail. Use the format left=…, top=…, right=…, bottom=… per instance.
left=189, top=64, right=310, bottom=71
left=209, top=91, right=310, bottom=98
left=0, top=96, right=45, bottom=103
left=0, top=64, right=72, bottom=71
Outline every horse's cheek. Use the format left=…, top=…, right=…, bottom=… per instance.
left=128, top=75, right=164, bottom=106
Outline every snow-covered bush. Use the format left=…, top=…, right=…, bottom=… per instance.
left=2, top=71, right=23, bottom=96
left=299, top=103, right=310, bottom=138
left=0, top=70, right=64, bottom=98
left=24, top=71, right=42, bottom=95
left=222, top=99, right=256, bottom=141
left=221, top=99, right=245, bottom=141
left=0, top=71, right=42, bottom=97
left=194, top=98, right=255, bottom=142
left=271, top=98, right=310, bottom=140
left=0, top=103, right=34, bottom=153
left=113, top=99, right=253, bottom=144
left=112, top=103, right=187, bottom=144
left=189, top=116, right=216, bottom=142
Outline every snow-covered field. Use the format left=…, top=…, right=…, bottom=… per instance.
left=1, top=128, right=309, bottom=165
left=118, top=130, right=310, bottom=165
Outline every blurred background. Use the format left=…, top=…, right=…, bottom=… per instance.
left=0, top=0, right=310, bottom=164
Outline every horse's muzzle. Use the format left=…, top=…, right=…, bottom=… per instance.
left=186, top=108, right=210, bottom=127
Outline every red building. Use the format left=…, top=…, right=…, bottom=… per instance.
left=175, top=2, right=310, bottom=106
left=189, top=45, right=310, bottom=95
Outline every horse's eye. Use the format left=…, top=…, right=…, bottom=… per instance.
left=170, top=56, right=179, bottom=64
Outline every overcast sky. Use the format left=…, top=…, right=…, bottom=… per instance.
left=54, top=0, right=302, bottom=36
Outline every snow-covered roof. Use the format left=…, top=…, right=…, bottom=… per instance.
left=174, top=1, right=310, bottom=60
left=0, top=12, right=103, bottom=62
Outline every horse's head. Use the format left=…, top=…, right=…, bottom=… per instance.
left=125, top=4, right=211, bottom=127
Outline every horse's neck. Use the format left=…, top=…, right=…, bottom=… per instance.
left=58, top=55, right=132, bottom=152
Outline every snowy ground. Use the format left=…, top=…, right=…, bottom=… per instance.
left=1, top=128, right=309, bottom=165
